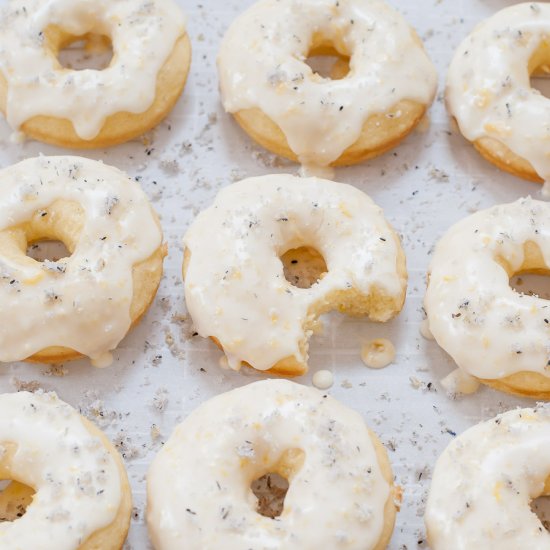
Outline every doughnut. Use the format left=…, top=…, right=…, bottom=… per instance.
left=147, top=379, right=399, bottom=549
left=425, top=406, right=550, bottom=549
left=182, top=174, right=407, bottom=376
left=0, top=155, right=165, bottom=366
left=447, top=3, right=550, bottom=184
left=0, top=390, right=132, bottom=549
left=0, top=0, right=191, bottom=148
left=217, top=0, right=437, bottom=171
left=424, top=197, right=550, bottom=398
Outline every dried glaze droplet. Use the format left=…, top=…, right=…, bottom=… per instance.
left=312, top=370, right=334, bottom=390
left=361, top=338, right=396, bottom=369
left=441, top=368, right=481, bottom=396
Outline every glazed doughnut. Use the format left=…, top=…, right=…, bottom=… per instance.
left=147, top=379, right=399, bottom=550
left=425, top=406, right=550, bottom=549
left=0, top=0, right=191, bottom=148
left=0, top=156, right=165, bottom=366
left=182, top=174, right=407, bottom=376
left=217, top=0, right=437, bottom=171
left=447, top=3, right=550, bottom=184
left=424, top=197, right=550, bottom=398
left=0, top=390, right=132, bottom=549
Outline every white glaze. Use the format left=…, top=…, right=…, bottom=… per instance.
left=0, top=0, right=186, bottom=140
left=425, top=406, right=550, bottom=549
left=218, top=0, right=437, bottom=167
left=425, top=197, right=550, bottom=379
left=147, top=379, right=391, bottom=550
left=0, top=156, right=162, bottom=364
left=447, top=2, right=550, bottom=181
left=183, top=174, right=405, bottom=372
left=0, top=391, right=121, bottom=550
left=312, top=369, right=334, bottom=389
left=361, top=338, right=395, bottom=369
left=420, top=319, right=434, bottom=340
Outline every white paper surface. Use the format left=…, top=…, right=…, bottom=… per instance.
left=0, top=0, right=547, bottom=548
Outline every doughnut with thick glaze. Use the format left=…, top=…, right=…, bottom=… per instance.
left=218, top=0, right=437, bottom=171
left=0, top=156, right=165, bottom=367
left=425, top=406, right=550, bottom=549
left=0, top=0, right=191, bottom=148
left=447, top=3, right=550, bottom=184
left=425, top=197, right=550, bottom=398
left=183, top=174, right=407, bottom=376
left=147, top=379, right=399, bottom=550
left=0, top=391, right=132, bottom=549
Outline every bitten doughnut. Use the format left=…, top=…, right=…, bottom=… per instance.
left=424, top=197, right=550, bottom=398
left=147, top=379, right=399, bottom=550
left=0, top=156, right=165, bottom=366
left=425, top=407, right=550, bottom=549
left=447, top=3, right=550, bottom=184
left=0, top=0, right=191, bottom=148
left=183, top=174, right=407, bottom=376
left=217, top=0, right=437, bottom=171
left=0, top=391, right=132, bottom=549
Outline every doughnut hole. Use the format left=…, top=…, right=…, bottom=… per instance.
left=530, top=75, right=550, bottom=99
left=251, top=473, right=289, bottom=518
left=0, top=443, right=35, bottom=523
left=42, top=25, right=115, bottom=72
left=26, top=240, right=71, bottom=263
left=0, top=480, right=35, bottom=522
left=529, top=475, right=550, bottom=531
left=531, top=495, right=550, bottom=532
left=510, top=272, right=550, bottom=299
left=2, top=200, right=82, bottom=272
left=500, top=241, right=550, bottom=300
left=248, top=448, right=305, bottom=518
left=57, top=33, right=114, bottom=71
left=280, top=246, right=328, bottom=289
left=304, top=35, right=351, bottom=80
left=529, top=40, right=550, bottom=99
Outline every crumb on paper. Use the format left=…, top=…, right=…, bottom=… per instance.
left=43, top=364, right=68, bottom=377
left=10, top=377, right=42, bottom=392
left=151, top=387, right=169, bottom=412
left=78, top=390, right=121, bottom=428
left=113, top=429, right=141, bottom=461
